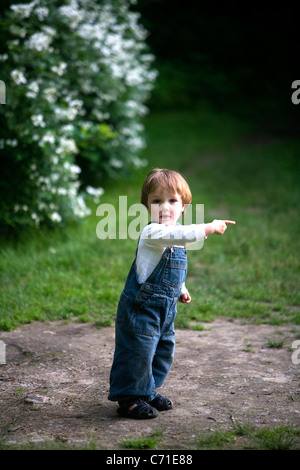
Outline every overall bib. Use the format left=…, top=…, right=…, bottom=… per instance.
left=108, top=244, right=187, bottom=403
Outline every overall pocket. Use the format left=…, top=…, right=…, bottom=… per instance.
left=162, top=258, right=187, bottom=288
left=131, top=291, right=165, bottom=337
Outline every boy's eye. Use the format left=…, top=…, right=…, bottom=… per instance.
left=151, top=198, right=178, bottom=204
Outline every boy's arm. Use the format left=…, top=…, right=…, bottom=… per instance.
left=141, top=223, right=206, bottom=247
left=142, top=220, right=236, bottom=247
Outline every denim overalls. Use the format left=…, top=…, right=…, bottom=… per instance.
left=108, top=241, right=187, bottom=403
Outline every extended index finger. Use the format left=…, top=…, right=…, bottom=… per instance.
left=225, top=220, right=236, bottom=225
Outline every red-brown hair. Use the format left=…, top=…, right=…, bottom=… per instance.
left=141, top=168, right=192, bottom=208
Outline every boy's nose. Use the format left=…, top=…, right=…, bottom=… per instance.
left=160, top=202, right=169, bottom=211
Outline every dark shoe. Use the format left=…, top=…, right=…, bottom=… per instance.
left=117, top=399, right=158, bottom=419
left=148, top=394, right=173, bottom=411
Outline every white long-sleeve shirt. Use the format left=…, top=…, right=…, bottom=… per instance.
left=136, top=222, right=207, bottom=294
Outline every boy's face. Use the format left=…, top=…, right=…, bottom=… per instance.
left=147, top=188, right=184, bottom=226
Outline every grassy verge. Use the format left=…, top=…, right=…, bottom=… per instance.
left=0, top=107, right=299, bottom=330
left=1, top=425, right=299, bottom=450
left=195, top=424, right=300, bottom=450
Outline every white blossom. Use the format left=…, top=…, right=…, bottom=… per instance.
left=86, top=186, right=104, bottom=197
left=41, top=26, right=56, bottom=37
left=25, top=32, right=53, bottom=52
left=9, top=25, right=27, bottom=38
left=131, top=156, right=147, bottom=168
left=34, top=7, right=49, bottom=21
left=11, top=69, right=27, bottom=85
left=71, top=194, right=91, bottom=218
left=39, top=132, right=55, bottom=146
left=10, top=1, right=37, bottom=19
left=109, top=158, right=123, bottom=168
left=51, top=62, right=67, bottom=76
left=4, top=0, right=156, bottom=228
left=50, top=212, right=62, bottom=223
left=86, top=185, right=104, bottom=202
left=63, top=161, right=81, bottom=174
left=58, top=2, right=85, bottom=29
left=57, top=187, right=68, bottom=195
left=31, top=114, right=46, bottom=127
left=6, top=139, right=18, bottom=147
left=43, top=87, right=57, bottom=103
left=26, top=80, right=39, bottom=98
left=57, top=137, right=78, bottom=154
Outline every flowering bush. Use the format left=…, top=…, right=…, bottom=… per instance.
left=0, top=0, right=156, bottom=231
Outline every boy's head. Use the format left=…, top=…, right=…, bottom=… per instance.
left=141, top=168, right=192, bottom=207
left=141, top=168, right=192, bottom=225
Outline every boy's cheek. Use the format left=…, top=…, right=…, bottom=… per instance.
left=148, top=207, right=158, bottom=221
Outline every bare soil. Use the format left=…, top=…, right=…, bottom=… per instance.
left=0, top=318, right=299, bottom=449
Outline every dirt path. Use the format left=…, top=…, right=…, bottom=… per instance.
left=0, top=318, right=299, bottom=449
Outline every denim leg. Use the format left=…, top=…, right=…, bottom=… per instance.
left=108, top=322, right=159, bottom=402
left=108, top=245, right=187, bottom=406
left=152, top=296, right=177, bottom=393
left=152, top=324, right=175, bottom=390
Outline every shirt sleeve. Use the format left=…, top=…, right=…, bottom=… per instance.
left=180, top=282, right=188, bottom=295
left=140, top=222, right=207, bottom=247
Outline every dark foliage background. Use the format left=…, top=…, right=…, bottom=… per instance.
left=132, top=1, right=298, bottom=133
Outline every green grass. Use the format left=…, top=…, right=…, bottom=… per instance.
left=1, top=425, right=298, bottom=450
left=196, top=425, right=300, bottom=450
left=0, top=107, right=300, bottom=330
left=120, top=430, right=163, bottom=450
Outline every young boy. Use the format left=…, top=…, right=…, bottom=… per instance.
left=108, top=168, right=235, bottom=419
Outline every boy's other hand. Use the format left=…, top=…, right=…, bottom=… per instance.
left=179, top=292, right=191, bottom=303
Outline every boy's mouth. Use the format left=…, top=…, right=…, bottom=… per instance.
left=159, top=213, right=172, bottom=222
